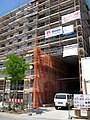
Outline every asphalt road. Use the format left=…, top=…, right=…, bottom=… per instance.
left=0, top=107, right=88, bottom=120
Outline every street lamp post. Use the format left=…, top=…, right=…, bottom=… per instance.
left=28, top=91, right=32, bottom=116
left=28, top=79, right=32, bottom=116
left=28, top=65, right=33, bottom=116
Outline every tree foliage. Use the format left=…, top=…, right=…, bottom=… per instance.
left=3, top=53, right=29, bottom=82
left=2, top=53, right=29, bottom=110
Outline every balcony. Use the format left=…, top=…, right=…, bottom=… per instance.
left=50, top=1, right=58, bottom=7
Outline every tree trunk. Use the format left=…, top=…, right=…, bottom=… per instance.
left=2, top=80, right=6, bottom=108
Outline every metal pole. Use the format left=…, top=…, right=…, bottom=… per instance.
left=68, top=95, right=72, bottom=120
left=68, top=104, right=71, bottom=119
left=28, top=79, right=32, bottom=116
left=28, top=65, right=34, bottom=116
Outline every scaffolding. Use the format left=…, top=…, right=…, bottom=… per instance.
left=33, top=47, right=72, bottom=108
left=0, top=0, right=90, bottom=108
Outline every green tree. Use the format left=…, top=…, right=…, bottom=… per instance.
left=2, top=53, right=29, bottom=110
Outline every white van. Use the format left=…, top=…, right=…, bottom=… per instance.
left=54, top=93, right=73, bottom=110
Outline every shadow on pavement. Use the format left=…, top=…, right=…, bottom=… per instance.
left=28, top=107, right=50, bottom=114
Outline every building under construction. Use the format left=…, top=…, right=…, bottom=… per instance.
left=0, top=0, right=90, bottom=108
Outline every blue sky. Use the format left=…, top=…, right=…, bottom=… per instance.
left=0, top=0, right=31, bottom=16
left=0, top=0, right=90, bottom=16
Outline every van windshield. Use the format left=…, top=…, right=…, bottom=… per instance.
left=55, top=95, right=66, bottom=99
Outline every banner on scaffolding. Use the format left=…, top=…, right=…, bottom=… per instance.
left=62, top=10, right=81, bottom=24
left=63, top=44, right=78, bottom=57
left=45, top=25, right=74, bottom=38
left=74, top=94, right=90, bottom=108
left=81, top=57, right=90, bottom=94
left=45, top=26, right=63, bottom=38
left=63, top=25, right=74, bottom=35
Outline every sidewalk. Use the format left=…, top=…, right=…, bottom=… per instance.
left=21, top=107, right=89, bottom=120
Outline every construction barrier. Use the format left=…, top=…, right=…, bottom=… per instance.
left=8, top=98, right=24, bottom=103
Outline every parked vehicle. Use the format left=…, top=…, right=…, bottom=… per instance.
left=54, top=93, right=73, bottom=110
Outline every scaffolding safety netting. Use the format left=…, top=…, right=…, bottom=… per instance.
left=33, top=47, right=71, bottom=108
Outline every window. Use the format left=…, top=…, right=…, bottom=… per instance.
left=18, top=39, right=22, bottom=42
left=28, top=35, right=32, bottom=39
left=19, top=30, right=23, bottom=34
left=17, top=45, right=21, bottom=49
left=2, top=36, right=6, bottom=40
left=10, top=80, right=24, bottom=90
left=27, top=42, right=32, bottom=46
left=24, top=81, right=29, bottom=89
left=28, top=18, right=33, bottom=23
left=0, top=63, right=4, bottom=68
left=28, top=26, right=33, bottom=31
left=5, top=16, right=10, bottom=20
left=9, top=41, right=13, bottom=45
left=31, top=3, right=36, bottom=8
left=0, top=31, right=2, bottom=34
left=38, top=14, right=45, bottom=19
left=55, top=95, right=66, bottom=99
left=8, top=48, right=12, bottom=52
left=11, top=13, right=16, bottom=17
left=31, top=70, right=34, bottom=75
left=1, top=50, right=5, bottom=53
left=10, top=34, right=14, bottom=37
left=1, top=44, right=5, bottom=47
left=18, top=80, right=24, bottom=90
left=21, top=9, right=24, bottom=12
left=11, top=27, right=14, bottom=30
left=19, top=23, right=23, bottom=26
left=17, top=92, right=23, bottom=99
left=3, top=29, right=8, bottom=33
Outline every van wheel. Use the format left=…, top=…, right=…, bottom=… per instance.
left=55, top=106, right=59, bottom=110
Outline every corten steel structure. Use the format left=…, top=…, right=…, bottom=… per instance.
left=0, top=0, right=90, bottom=108
left=33, top=47, right=71, bottom=108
